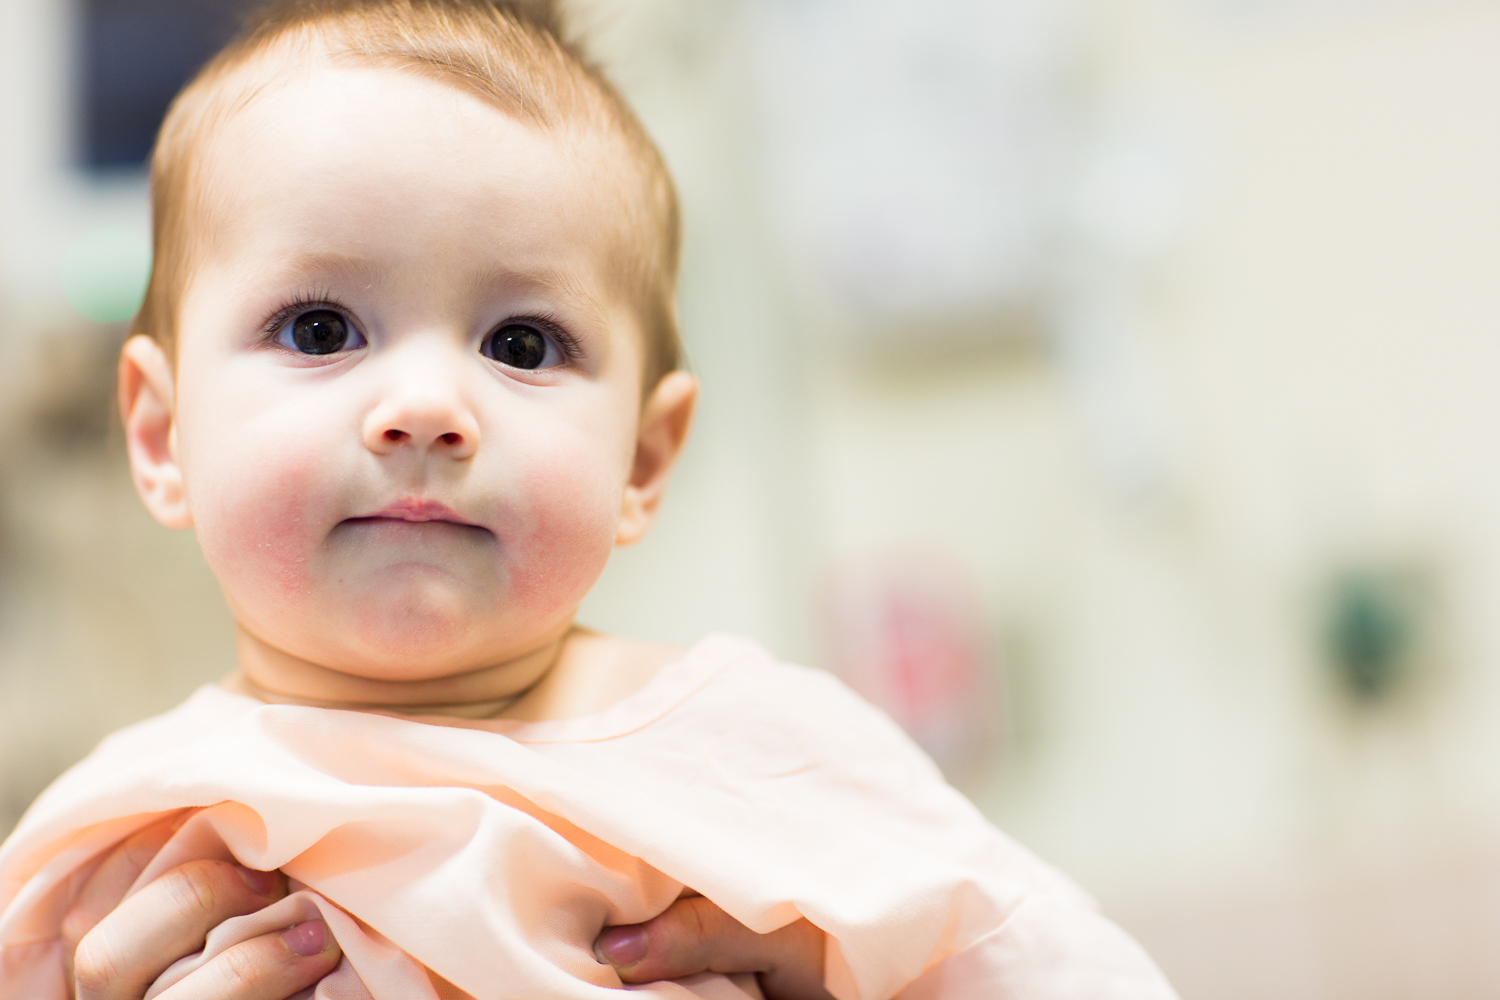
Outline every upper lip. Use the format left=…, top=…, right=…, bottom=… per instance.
left=359, top=498, right=479, bottom=526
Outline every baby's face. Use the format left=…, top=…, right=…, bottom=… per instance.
left=158, top=66, right=661, bottom=681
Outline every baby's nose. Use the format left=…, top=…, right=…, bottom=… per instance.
left=363, top=391, right=480, bottom=459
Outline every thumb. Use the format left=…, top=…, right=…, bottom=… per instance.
left=594, top=895, right=834, bottom=1000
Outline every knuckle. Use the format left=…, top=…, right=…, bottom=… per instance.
left=162, top=860, right=227, bottom=919
left=217, top=940, right=263, bottom=990
left=72, top=934, right=123, bottom=997
left=665, top=897, right=725, bottom=969
left=679, top=896, right=719, bottom=942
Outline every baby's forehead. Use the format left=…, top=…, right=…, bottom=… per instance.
left=162, top=59, right=650, bottom=371
left=204, top=51, right=618, bottom=185
left=139, top=16, right=679, bottom=385
left=191, top=58, right=640, bottom=264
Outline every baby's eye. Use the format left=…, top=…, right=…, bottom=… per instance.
left=482, top=322, right=562, bottom=370
left=277, top=309, right=366, bottom=355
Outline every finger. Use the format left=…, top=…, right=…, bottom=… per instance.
left=156, top=919, right=341, bottom=1000
left=63, top=815, right=182, bottom=956
left=596, top=895, right=766, bottom=978
left=74, top=859, right=286, bottom=1000
left=595, top=896, right=833, bottom=1000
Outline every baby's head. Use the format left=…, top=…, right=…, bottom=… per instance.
left=135, top=0, right=683, bottom=389
left=118, top=0, right=698, bottom=703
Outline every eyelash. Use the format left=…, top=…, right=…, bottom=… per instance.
left=507, top=311, right=583, bottom=361
left=258, top=296, right=584, bottom=362
left=259, top=291, right=349, bottom=343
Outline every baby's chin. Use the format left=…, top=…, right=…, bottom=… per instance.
left=216, top=516, right=610, bottom=683
left=326, top=589, right=530, bottom=673
left=231, top=574, right=545, bottom=683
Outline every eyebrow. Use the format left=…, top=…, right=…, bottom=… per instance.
left=275, top=249, right=386, bottom=288
left=466, top=263, right=614, bottom=331
left=272, top=251, right=613, bottom=330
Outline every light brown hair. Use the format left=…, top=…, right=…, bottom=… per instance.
left=131, top=0, right=683, bottom=387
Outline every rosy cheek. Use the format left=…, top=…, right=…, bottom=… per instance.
left=187, top=430, right=334, bottom=608
left=497, top=435, right=623, bottom=615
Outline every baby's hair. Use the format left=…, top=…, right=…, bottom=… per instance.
left=132, top=0, right=683, bottom=388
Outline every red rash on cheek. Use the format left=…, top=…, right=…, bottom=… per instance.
left=489, top=448, right=623, bottom=619
left=191, top=441, right=331, bottom=615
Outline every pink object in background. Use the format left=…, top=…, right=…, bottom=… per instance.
left=821, top=551, right=999, bottom=779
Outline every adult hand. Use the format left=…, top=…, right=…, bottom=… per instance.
left=62, top=815, right=342, bottom=1000
left=594, top=894, right=835, bottom=1000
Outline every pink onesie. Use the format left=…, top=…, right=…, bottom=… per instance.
left=0, top=634, right=1177, bottom=999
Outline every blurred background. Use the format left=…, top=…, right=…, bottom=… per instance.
left=3, top=0, right=1500, bottom=995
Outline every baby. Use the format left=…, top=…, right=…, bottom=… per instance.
left=0, top=2, right=1179, bottom=998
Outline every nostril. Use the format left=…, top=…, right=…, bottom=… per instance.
left=439, top=432, right=462, bottom=446
left=384, top=429, right=407, bottom=442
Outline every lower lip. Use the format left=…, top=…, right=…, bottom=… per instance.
left=325, top=518, right=499, bottom=581
left=338, top=517, right=494, bottom=539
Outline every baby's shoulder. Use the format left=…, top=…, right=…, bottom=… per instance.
left=640, top=634, right=948, bottom=778
left=678, top=634, right=905, bottom=723
left=513, top=630, right=945, bottom=791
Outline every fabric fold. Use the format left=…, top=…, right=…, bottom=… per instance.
left=0, top=635, right=1178, bottom=1000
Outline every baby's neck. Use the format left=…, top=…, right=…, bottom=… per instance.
left=223, top=623, right=571, bottom=719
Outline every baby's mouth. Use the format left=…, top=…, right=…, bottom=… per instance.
left=350, top=498, right=483, bottom=528
left=326, top=499, right=499, bottom=581
left=335, top=499, right=497, bottom=550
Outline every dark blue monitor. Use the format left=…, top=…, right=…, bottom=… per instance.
left=80, top=0, right=255, bottom=169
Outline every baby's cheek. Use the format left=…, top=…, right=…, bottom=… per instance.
left=188, top=437, right=332, bottom=609
left=499, top=441, right=624, bottom=616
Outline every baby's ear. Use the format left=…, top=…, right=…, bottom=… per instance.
left=617, top=370, right=697, bottom=546
left=119, top=335, right=192, bottom=529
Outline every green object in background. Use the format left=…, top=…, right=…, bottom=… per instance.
left=61, top=227, right=151, bottom=324
left=1325, top=570, right=1419, bottom=704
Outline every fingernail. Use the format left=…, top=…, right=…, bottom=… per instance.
left=281, top=919, right=330, bottom=957
left=237, top=866, right=279, bottom=896
left=594, top=925, right=649, bottom=967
